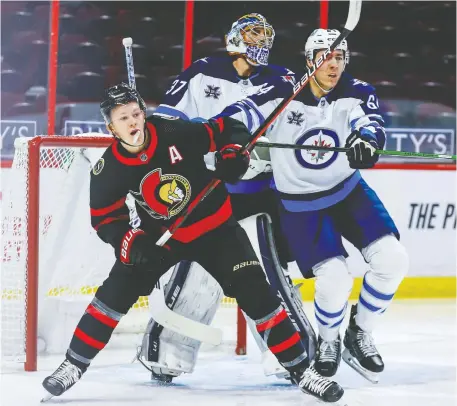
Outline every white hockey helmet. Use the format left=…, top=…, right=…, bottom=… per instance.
left=304, top=29, right=350, bottom=65
left=225, top=13, right=275, bottom=67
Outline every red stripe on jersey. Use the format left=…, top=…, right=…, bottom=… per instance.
left=86, top=304, right=119, bottom=328
left=216, top=117, right=224, bottom=133
left=170, top=196, right=232, bottom=243
left=203, top=123, right=216, bottom=152
left=91, top=197, right=126, bottom=217
left=111, top=122, right=158, bottom=165
left=93, top=215, right=129, bottom=231
left=74, top=327, right=106, bottom=350
left=269, top=332, right=301, bottom=354
left=256, top=309, right=288, bottom=332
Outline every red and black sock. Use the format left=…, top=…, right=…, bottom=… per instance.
left=66, top=297, right=124, bottom=370
left=255, top=305, right=309, bottom=373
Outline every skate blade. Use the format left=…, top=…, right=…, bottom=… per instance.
left=342, top=349, right=379, bottom=384
left=301, top=389, right=348, bottom=405
left=40, top=392, right=54, bottom=403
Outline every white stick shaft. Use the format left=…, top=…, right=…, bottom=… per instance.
left=123, top=38, right=136, bottom=89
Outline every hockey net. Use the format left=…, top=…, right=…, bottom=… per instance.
left=1, top=135, right=246, bottom=371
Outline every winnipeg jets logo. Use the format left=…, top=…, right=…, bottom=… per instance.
left=287, top=111, right=304, bottom=126
left=204, top=85, right=221, bottom=99
left=295, top=128, right=339, bottom=170
left=308, top=133, right=333, bottom=163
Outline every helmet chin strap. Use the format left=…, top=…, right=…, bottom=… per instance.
left=312, top=75, right=333, bottom=94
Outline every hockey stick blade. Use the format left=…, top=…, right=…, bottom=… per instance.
left=254, top=141, right=457, bottom=160
left=148, top=288, right=223, bottom=346
left=344, top=0, right=362, bottom=31
left=122, top=37, right=136, bottom=89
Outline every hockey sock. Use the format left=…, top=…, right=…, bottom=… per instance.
left=66, top=298, right=125, bottom=369
left=254, top=305, right=309, bottom=373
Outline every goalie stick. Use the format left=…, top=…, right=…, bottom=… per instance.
left=156, top=0, right=363, bottom=247
left=148, top=288, right=223, bottom=346
left=122, top=37, right=224, bottom=345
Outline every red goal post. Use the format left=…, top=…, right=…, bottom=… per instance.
left=1, top=135, right=246, bottom=372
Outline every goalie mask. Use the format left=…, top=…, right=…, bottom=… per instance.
left=304, top=29, right=350, bottom=66
left=100, top=82, right=147, bottom=124
left=225, top=13, right=275, bottom=67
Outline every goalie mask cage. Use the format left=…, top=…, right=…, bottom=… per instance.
left=1, top=135, right=247, bottom=372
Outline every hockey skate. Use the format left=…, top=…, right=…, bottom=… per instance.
left=41, top=359, right=86, bottom=402
left=293, top=364, right=344, bottom=403
left=342, top=304, right=384, bottom=383
left=314, top=335, right=342, bottom=377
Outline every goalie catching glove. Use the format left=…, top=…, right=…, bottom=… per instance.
left=118, top=229, right=171, bottom=266
left=214, top=144, right=250, bottom=184
left=345, top=129, right=380, bottom=169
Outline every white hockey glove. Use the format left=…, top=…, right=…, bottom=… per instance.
left=241, top=137, right=272, bottom=180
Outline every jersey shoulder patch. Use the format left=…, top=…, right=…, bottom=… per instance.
left=153, top=113, right=180, bottom=120
left=92, top=158, right=104, bottom=175
left=347, top=74, right=376, bottom=95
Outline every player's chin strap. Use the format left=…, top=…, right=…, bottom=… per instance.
left=312, top=76, right=333, bottom=94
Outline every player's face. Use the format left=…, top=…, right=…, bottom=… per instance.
left=311, top=49, right=345, bottom=90
left=243, top=25, right=273, bottom=48
left=109, top=102, right=146, bottom=147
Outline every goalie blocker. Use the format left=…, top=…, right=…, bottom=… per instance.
left=139, top=212, right=317, bottom=381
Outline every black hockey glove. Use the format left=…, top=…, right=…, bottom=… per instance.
left=119, top=229, right=171, bottom=267
left=345, top=129, right=380, bottom=169
left=214, top=144, right=250, bottom=184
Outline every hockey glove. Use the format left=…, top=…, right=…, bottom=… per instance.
left=119, top=229, right=171, bottom=267
left=345, top=129, right=380, bottom=169
left=214, top=144, right=250, bottom=184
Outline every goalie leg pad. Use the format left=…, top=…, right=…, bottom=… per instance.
left=140, top=260, right=223, bottom=375
left=256, top=213, right=318, bottom=361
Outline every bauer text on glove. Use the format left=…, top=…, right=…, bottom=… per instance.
left=118, top=229, right=171, bottom=266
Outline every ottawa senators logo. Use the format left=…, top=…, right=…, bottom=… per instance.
left=129, top=169, right=191, bottom=220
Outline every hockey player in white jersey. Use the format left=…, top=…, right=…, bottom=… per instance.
left=140, top=13, right=317, bottom=384
left=214, top=28, right=409, bottom=383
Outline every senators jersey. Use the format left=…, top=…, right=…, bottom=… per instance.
left=89, top=116, right=249, bottom=252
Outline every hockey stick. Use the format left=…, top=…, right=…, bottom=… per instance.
left=122, top=37, right=223, bottom=345
left=148, top=288, right=223, bottom=346
left=156, top=0, right=363, bottom=247
left=254, top=141, right=457, bottom=160
left=122, top=37, right=136, bottom=89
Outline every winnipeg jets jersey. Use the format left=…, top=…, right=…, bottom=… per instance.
left=153, top=56, right=294, bottom=194
left=216, top=72, right=386, bottom=211
left=154, top=56, right=294, bottom=122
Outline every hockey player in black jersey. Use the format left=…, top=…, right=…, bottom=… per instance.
left=41, top=83, right=344, bottom=403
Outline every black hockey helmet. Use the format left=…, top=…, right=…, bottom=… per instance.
left=100, top=82, right=147, bottom=123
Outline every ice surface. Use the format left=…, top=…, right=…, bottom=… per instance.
left=1, top=300, right=455, bottom=406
